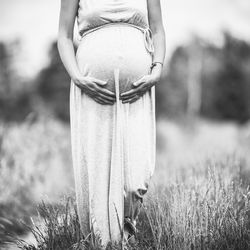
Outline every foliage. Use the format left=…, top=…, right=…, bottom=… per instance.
left=36, top=42, right=70, bottom=122
left=1, top=32, right=250, bottom=123
left=0, top=41, right=34, bottom=122
left=158, top=32, right=250, bottom=122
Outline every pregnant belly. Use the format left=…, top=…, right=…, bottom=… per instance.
left=76, top=25, right=152, bottom=94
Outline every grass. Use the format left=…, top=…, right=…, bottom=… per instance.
left=0, top=116, right=73, bottom=247
left=12, top=156, right=250, bottom=250
left=1, top=117, right=250, bottom=249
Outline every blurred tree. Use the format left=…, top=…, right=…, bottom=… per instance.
left=156, top=46, right=188, bottom=118
left=36, top=42, right=70, bottom=121
left=201, top=32, right=250, bottom=123
left=1, top=32, right=246, bottom=123
left=0, top=41, right=32, bottom=121
left=157, top=32, right=250, bottom=123
left=186, top=38, right=203, bottom=117
left=0, top=42, right=12, bottom=97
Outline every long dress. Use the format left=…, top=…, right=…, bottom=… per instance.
left=70, top=0, right=156, bottom=246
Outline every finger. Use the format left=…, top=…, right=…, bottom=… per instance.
left=122, top=95, right=140, bottom=104
left=129, top=95, right=141, bottom=104
left=85, top=77, right=115, bottom=97
left=96, top=86, right=116, bottom=98
left=97, top=92, right=116, bottom=102
left=96, top=95, right=115, bottom=105
left=81, top=87, right=93, bottom=97
left=93, top=96, right=110, bottom=105
left=132, top=78, right=145, bottom=87
left=101, top=101, right=115, bottom=105
left=120, top=85, right=146, bottom=99
left=93, top=78, right=108, bottom=86
left=96, top=99, right=114, bottom=105
left=93, top=98, right=105, bottom=105
left=120, top=93, right=141, bottom=101
left=82, top=83, right=116, bottom=99
left=83, top=86, right=116, bottom=102
left=132, top=75, right=149, bottom=87
left=120, top=88, right=139, bottom=98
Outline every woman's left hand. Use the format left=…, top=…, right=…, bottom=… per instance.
left=120, top=73, right=160, bottom=104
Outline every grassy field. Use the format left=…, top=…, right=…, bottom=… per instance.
left=1, top=116, right=250, bottom=249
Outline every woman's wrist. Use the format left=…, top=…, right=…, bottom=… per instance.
left=71, top=71, right=83, bottom=83
left=150, top=64, right=162, bottom=80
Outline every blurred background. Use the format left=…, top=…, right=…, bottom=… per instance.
left=1, top=0, right=250, bottom=249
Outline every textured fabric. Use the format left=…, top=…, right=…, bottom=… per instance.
left=77, top=0, right=149, bottom=36
left=70, top=0, right=156, bottom=247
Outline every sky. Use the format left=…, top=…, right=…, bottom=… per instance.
left=0, top=0, right=250, bottom=78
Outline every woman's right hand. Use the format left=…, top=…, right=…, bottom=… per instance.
left=73, top=76, right=116, bottom=105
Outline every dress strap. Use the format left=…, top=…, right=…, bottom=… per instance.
left=142, top=27, right=155, bottom=56
left=78, top=22, right=155, bottom=56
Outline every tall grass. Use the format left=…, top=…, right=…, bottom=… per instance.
left=14, top=156, right=250, bottom=250
left=0, top=117, right=73, bottom=247
left=1, top=118, right=250, bottom=249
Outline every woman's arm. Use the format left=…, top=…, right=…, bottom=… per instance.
left=57, top=0, right=81, bottom=81
left=58, top=0, right=116, bottom=105
left=147, top=0, right=166, bottom=79
left=120, top=0, right=166, bottom=103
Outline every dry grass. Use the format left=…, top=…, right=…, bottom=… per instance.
left=12, top=156, right=250, bottom=250
left=1, top=117, right=250, bottom=249
left=0, top=116, right=73, bottom=247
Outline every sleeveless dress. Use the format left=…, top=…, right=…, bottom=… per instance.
left=70, top=0, right=156, bottom=246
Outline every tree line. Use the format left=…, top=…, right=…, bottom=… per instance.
left=0, top=32, right=250, bottom=123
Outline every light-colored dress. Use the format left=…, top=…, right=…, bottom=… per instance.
left=70, top=0, right=156, bottom=246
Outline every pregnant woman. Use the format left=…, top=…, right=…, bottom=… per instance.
left=58, top=0, right=165, bottom=246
